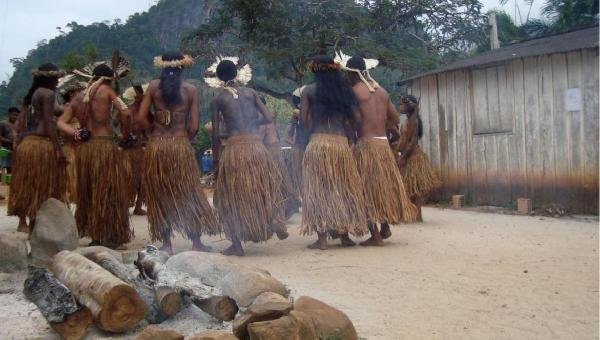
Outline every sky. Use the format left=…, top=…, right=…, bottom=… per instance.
left=0, top=0, right=543, bottom=82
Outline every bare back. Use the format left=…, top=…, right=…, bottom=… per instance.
left=70, top=83, right=119, bottom=137
left=147, top=79, right=196, bottom=137
left=212, top=86, right=272, bottom=136
left=352, top=82, right=399, bottom=138
left=28, top=88, right=56, bottom=137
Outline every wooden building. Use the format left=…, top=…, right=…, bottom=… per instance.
left=401, top=26, right=599, bottom=213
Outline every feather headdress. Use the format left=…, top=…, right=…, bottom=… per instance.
left=73, top=57, right=131, bottom=103
left=56, top=74, right=87, bottom=97
left=335, top=50, right=380, bottom=92
left=122, top=83, right=150, bottom=105
left=203, top=56, right=252, bottom=99
left=31, top=69, right=67, bottom=78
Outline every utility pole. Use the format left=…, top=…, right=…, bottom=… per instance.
left=489, top=13, right=500, bottom=50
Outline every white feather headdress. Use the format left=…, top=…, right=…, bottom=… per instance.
left=335, top=50, right=380, bottom=92
left=204, top=56, right=252, bottom=98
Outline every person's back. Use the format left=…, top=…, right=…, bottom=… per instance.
left=136, top=52, right=219, bottom=254
left=215, top=86, right=268, bottom=136
left=70, top=84, right=116, bottom=137
left=147, top=79, right=195, bottom=137
left=353, top=83, right=393, bottom=138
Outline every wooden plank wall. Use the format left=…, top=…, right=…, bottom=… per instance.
left=408, top=48, right=599, bottom=213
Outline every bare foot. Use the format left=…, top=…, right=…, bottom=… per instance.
left=340, top=234, right=356, bottom=247
left=275, top=228, right=289, bottom=240
left=192, top=239, right=212, bottom=252
left=222, top=245, right=244, bottom=256
left=16, top=223, right=30, bottom=234
left=133, top=208, right=147, bottom=216
left=360, top=236, right=384, bottom=247
left=380, top=224, right=392, bottom=239
left=307, top=239, right=327, bottom=250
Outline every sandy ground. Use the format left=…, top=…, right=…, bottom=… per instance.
left=0, top=204, right=597, bottom=340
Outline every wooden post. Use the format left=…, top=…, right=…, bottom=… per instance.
left=517, top=198, right=532, bottom=214
left=452, top=195, right=465, bottom=209
left=51, top=251, right=147, bottom=332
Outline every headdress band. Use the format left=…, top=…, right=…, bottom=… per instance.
left=31, top=69, right=66, bottom=78
left=153, top=55, right=195, bottom=69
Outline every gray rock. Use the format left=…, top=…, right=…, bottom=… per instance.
left=0, top=232, right=28, bottom=272
left=166, top=252, right=287, bottom=307
left=30, top=198, right=78, bottom=268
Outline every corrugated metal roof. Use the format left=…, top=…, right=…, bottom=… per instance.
left=402, top=25, right=599, bottom=82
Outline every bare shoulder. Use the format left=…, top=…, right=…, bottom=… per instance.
left=36, top=87, right=55, bottom=98
left=183, top=81, right=197, bottom=92
left=148, top=79, right=161, bottom=92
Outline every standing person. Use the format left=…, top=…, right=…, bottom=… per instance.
left=0, top=107, right=20, bottom=172
left=137, top=52, right=220, bottom=254
left=299, top=55, right=368, bottom=250
left=397, top=95, right=441, bottom=222
left=125, top=84, right=147, bottom=216
left=259, top=97, right=301, bottom=219
left=57, top=79, right=87, bottom=203
left=208, top=57, right=287, bottom=256
left=9, top=64, right=67, bottom=233
left=345, top=56, right=416, bottom=246
left=284, top=87, right=305, bottom=199
left=58, top=64, right=132, bottom=249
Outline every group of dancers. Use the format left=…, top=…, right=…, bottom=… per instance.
left=6, top=50, right=440, bottom=256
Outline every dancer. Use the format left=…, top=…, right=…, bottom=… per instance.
left=9, top=63, right=67, bottom=233
left=299, top=55, right=368, bottom=250
left=137, top=52, right=220, bottom=254
left=344, top=55, right=417, bottom=246
left=397, top=95, right=441, bottom=221
left=124, top=84, right=147, bottom=216
left=58, top=63, right=132, bottom=248
left=259, top=97, right=301, bottom=219
left=207, top=57, right=287, bottom=256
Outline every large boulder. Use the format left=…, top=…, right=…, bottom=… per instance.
left=251, top=292, right=289, bottom=306
left=247, top=312, right=318, bottom=340
left=187, top=330, right=239, bottom=340
left=166, top=252, right=287, bottom=307
left=75, top=246, right=123, bottom=262
left=30, top=199, right=78, bottom=267
left=0, top=232, right=28, bottom=272
left=136, top=325, right=184, bottom=340
left=233, top=300, right=293, bottom=339
left=293, top=296, right=358, bottom=340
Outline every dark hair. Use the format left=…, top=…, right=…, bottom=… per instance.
left=159, top=51, right=185, bottom=109
left=7, top=107, right=20, bottom=114
left=292, top=95, right=301, bottom=108
left=216, top=60, right=237, bottom=82
left=402, top=95, right=423, bottom=139
left=312, top=55, right=357, bottom=121
left=346, top=55, right=366, bottom=71
left=92, top=64, right=114, bottom=79
left=23, top=63, right=60, bottom=106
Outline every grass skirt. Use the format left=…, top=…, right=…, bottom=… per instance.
left=300, top=133, right=368, bottom=237
left=353, top=138, right=417, bottom=224
left=143, top=137, right=220, bottom=241
left=267, top=144, right=301, bottom=219
left=214, top=135, right=282, bottom=243
left=285, top=144, right=304, bottom=196
left=8, top=136, right=66, bottom=220
left=124, top=146, right=145, bottom=207
left=401, top=146, right=442, bottom=199
left=63, top=144, right=78, bottom=203
left=75, top=137, right=132, bottom=246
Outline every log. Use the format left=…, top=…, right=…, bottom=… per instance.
left=135, top=246, right=239, bottom=321
left=84, top=251, right=181, bottom=323
left=23, top=267, right=93, bottom=340
left=51, top=251, right=147, bottom=333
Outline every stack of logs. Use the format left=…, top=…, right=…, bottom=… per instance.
left=23, top=246, right=238, bottom=339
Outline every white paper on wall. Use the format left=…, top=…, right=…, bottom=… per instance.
left=565, top=88, right=582, bottom=112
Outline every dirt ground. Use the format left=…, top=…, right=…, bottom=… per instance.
left=0, top=204, right=597, bottom=340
